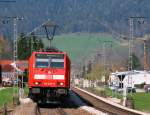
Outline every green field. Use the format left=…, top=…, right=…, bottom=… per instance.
left=0, top=88, right=14, bottom=108
left=42, top=33, right=121, bottom=63
left=0, top=87, right=28, bottom=108
left=132, top=92, right=150, bottom=112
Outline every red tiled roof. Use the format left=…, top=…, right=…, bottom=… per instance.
left=0, top=60, right=28, bottom=72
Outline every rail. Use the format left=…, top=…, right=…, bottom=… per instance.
left=72, top=87, right=149, bottom=115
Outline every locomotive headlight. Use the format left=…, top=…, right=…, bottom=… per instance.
left=57, top=82, right=64, bottom=86
left=35, top=82, right=39, bottom=85
left=60, top=82, right=64, bottom=86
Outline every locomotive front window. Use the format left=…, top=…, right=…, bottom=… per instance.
left=51, top=59, right=64, bottom=68
left=35, top=59, right=49, bottom=68
left=35, top=54, right=64, bottom=68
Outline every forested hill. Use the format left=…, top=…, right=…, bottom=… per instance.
left=0, top=0, right=150, bottom=36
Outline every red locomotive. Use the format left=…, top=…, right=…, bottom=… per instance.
left=28, top=50, right=70, bottom=103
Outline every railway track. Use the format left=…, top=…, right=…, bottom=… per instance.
left=72, top=87, right=149, bottom=115
left=37, top=96, right=75, bottom=115
left=38, top=107, right=67, bottom=115
left=10, top=90, right=101, bottom=115
left=37, top=93, right=94, bottom=115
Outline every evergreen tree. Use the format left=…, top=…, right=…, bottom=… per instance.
left=26, top=36, right=32, bottom=58
left=18, top=33, right=28, bottom=60
left=132, top=53, right=141, bottom=70
left=87, top=61, right=92, bottom=74
left=18, top=32, right=44, bottom=60
left=127, top=53, right=141, bottom=70
left=29, top=32, right=44, bottom=52
left=38, top=39, right=44, bottom=50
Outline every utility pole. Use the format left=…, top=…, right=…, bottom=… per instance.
left=101, top=41, right=112, bottom=84
left=123, top=16, right=145, bottom=106
left=0, top=16, right=23, bottom=103
left=12, top=17, right=23, bottom=102
left=101, top=41, right=112, bottom=66
left=128, top=17, right=145, bottom=70
left=128, top=16, right=145, bottom=87
left=0, top=16, right=23, bottom=67
left=128, top=17, right=134, bottom=71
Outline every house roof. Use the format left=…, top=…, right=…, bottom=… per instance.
left=0, top=60, right=28, bottom=72
left=110, top=70, right=150, bottom=76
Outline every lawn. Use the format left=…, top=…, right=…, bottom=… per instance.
left=0, top=87, right=29, bottom=108
left=132, top=92, right=150, bottom=112
left=84, top=87, right=123, bottom=99
left=0, top=88, right=14, bottom=108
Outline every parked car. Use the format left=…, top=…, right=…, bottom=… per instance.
left=2, top=78, right=13, bottom=87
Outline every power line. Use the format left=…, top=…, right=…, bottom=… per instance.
left=94, top=18, right=127, bottom=42
left=25, top=19, right=58, bottom=48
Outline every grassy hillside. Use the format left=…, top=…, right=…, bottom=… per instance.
left=42, top=33, right=121, bottom=63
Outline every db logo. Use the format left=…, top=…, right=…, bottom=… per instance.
left=48, top=71, right=51, bottom=74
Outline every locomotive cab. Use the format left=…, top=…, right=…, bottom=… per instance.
left=28, top=51, right=70, bottom=103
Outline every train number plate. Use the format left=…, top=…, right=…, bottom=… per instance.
left=43, top=82, right=55, bottom=86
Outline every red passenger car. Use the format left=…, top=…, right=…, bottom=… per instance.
left=28, top=51, right=70, bottom=103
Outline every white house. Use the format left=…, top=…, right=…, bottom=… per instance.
left=109, top=70, right=150, bottom=88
